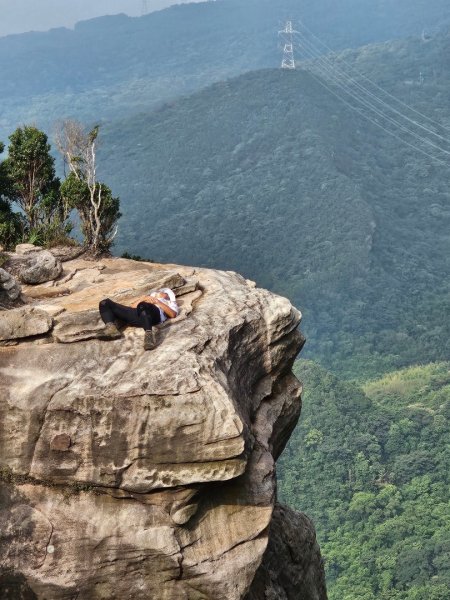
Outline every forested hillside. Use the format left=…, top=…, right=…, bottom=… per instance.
left=1, top=0, right=450, bottom=140
left=96, top=30, right=450, bottom=378
left=278, top=361, right=450, bottom=600
left=2, top=3, right=449, bottom=597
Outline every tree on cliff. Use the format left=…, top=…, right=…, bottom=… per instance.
left=0, top=143, right=9, bottom=197
left=56, top=120, right=121, bottom=254
left=0, top=141, right=25, bottom=249
left=4, top=126, right=63, bottom=231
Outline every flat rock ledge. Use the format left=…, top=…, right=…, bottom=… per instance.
left=0, top=306, right=52, bottom=341
left=0, top=256, right=327, bottom=600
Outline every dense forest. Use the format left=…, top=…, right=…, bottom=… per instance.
left=278, top=361, right=450, bottom=599
left=1, top=3, right=449, bottom=596
left=95, top=30, right=450, bottom=378
left=3, top=27, right=448, bottom=378
left=1, top=0, right=450, bottom=140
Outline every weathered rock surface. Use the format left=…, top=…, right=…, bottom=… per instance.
left=0, top=268, right=21, bottom=305
left=0, top=256, right=327, bottom=599
left=47, top=244, right=85, bottom=262
left=245, top=504, right=328, bottom=600
left=19, top=250, right=62, bottom=284
left=2, top=245, right=64, bottom=286
left=0, top=306, right=52, bottom=341
left=15, top=243, right=43, bottom=256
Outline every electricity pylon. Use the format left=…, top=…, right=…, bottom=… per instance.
left=141, top=0, right=149, bottom=16
left=279, top=21, right=298, bottom=69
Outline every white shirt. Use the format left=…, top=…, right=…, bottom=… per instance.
left=149, top=292, right=180, bottom=323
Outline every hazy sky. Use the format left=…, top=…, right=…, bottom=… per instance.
left=0, top=0, right=201, bottom=37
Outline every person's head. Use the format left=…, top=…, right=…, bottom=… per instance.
left=154, top=288, right=176, bottom=302
left=154, top=291, right=170, bottom=300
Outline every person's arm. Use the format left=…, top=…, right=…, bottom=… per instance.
left=129, top=295, right=155, bottom=308
left=129, top=294, right=178, bottom=318
left=152, top=299, right=178, bottom=318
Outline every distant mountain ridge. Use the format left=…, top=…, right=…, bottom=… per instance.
left=0, top=0, right=186, bottom=38
left=1, top=0, right=450, bottom=140
left=99, top=31, right=450, bottom=377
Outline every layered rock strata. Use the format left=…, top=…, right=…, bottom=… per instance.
left=0, top=255, right=327, bottom=599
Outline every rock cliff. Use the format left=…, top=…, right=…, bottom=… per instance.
left=0, top=253, right=327, bottom=599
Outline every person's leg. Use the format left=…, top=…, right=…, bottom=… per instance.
left=98, top=298, right=125, bottom=339
left=137, top=302, right=161, bottom=350
left=99, top=298, right=144, bottom=327
left=99, top=298, right=117, bottom=325
left=136, top=302, right=161, bottom=330
left=99, top=298, right=162, bottom=348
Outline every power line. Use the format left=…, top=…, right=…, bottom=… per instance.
left=298, top=33, right=450, bottom=148
left=302, top=66, right=447, bottom=166
left=296, top=20, right=450, bottom=136
left=276, top=20, right=450, bottom=165
left=295, top=33, right=450, bottom=159
left=286, top=45, right=446, bottom=164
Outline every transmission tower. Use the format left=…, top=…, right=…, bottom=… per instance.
left=279, top=21, right=298, bottom=69
left=141, top=0, right=149, bottom=16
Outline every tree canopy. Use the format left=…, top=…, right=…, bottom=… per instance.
left=0, top=124, right=120, bottom=253
left=56, top=120, right=121, bottom=253
left=3, top=126, right=59, bottom=231
left=278, top=361, right=450, bottom=600
left=98, top=32, right=450, bottom=379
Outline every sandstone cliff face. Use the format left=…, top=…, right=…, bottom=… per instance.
left=0, top=255, right=327, bottom=599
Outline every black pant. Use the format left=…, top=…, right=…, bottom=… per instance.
left=99, top=298, right=162, bottom=330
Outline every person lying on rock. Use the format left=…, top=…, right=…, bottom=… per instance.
left=99, top=287, right=179, bottom=350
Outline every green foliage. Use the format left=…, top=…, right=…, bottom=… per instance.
left=0, top=142, right=9, bottom=196
left=94, top=184, right=121, bottom=253
left=0, top=198, right=24, bottom=250
left=1, top=11, right=449, bottom=377
left=121, top=251, right=154, bottom=262
left=0, top=123, right=120, bottom=253
left=2, top=6, right=448, bottom=597
left=0, top=126, right=74, bottom=248
left=60, top=172, right=121, bottom=253
left=304, top=427, right=324, bottom=448
left=60, top=174, right=91, bottom=244
left=4, top=126, right=59, bottom=230
left=0, top=142, right=24, bottom=249
left=98, top=31, right=450, bottom=378
left=278, top=361, right=450, bottom=600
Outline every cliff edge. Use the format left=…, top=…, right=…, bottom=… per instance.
left=0, top=253, right=327, bottom=599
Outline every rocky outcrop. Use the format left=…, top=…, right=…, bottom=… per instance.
left=0, top=255, right=327, bottom=599
left=19, top=250, right=62, bottom=284
left=0, top=306, right=52, bottom=341
left=2, top=244, right=65, bottom=287
left=245, top=504, right=328, bottom=600
left=14, top=244, right=44, bottom=256
left=0, top=268, right=21, bottom=306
